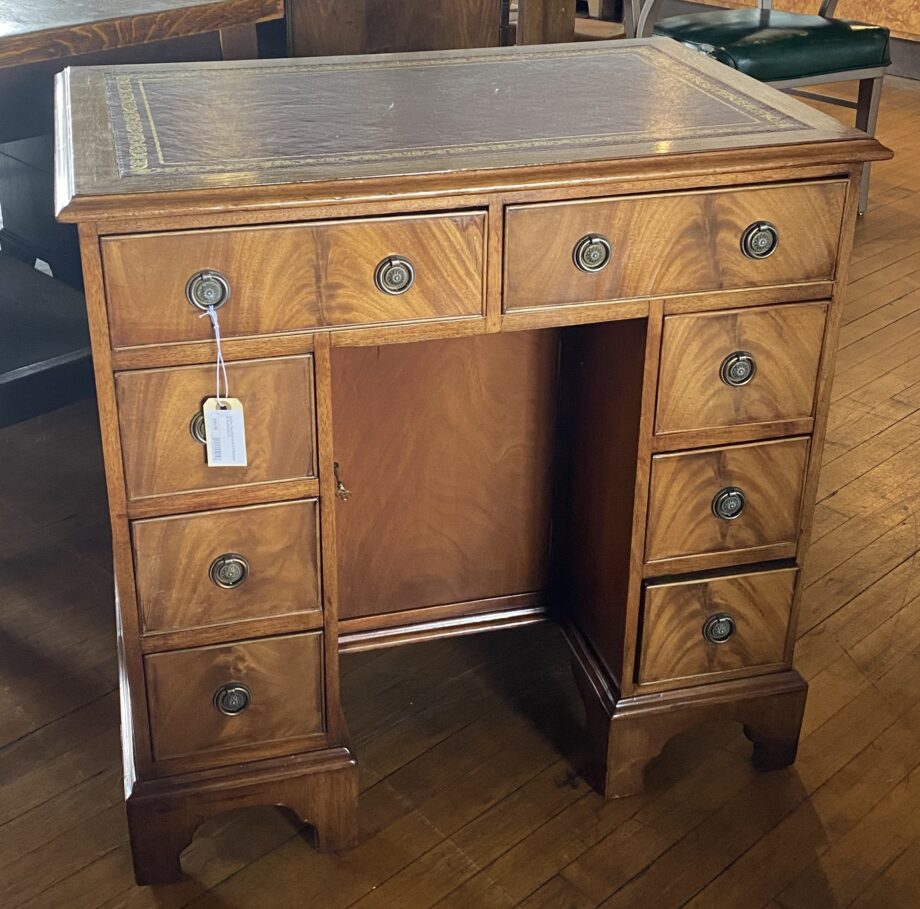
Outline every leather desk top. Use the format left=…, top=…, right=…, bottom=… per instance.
left=55, top=38, right=887, bottom=219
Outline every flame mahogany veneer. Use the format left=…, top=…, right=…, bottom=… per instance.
left=55, top=39, right=890, bottom=884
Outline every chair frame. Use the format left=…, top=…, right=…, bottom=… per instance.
left=626, top=0, right=886, bottom=213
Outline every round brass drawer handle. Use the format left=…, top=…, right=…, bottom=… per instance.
left=189, top=411, right=207, bottom=445
left=573, top=234, right=612, bottom=273
left=712, top=486, right=746, bottom=521
left=186, top=270, right=231, bottom=310
left=720, top=351, right=757, bottom=387
left=213, top=683, right=251, bottom=716
left=702, top=613, right=736, bottom=644
left=741, top=221, right=779, bottom=260
left=209, top=553, right=250, bottom=589
left=374, top=256, right=415, bottom=295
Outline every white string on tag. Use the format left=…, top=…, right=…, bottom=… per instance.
left=197, top=303, right=247, bottom=466
left=200, top=304, right=230, bottom=406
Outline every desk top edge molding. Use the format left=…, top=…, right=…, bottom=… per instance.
left=54, top=38, right=892, bottom=223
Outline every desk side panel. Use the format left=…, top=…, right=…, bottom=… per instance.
left=561, top=318, right=648, bottom=685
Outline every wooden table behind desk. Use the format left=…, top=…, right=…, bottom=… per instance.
left=0, top=0, right=283, bottom=422
left=0, top=0, right=284, bottom=69
left=286, top=0, right=576, bottom=56
left=0, top=0, right=284, bottom=142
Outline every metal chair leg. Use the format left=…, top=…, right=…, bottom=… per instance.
left=856, top=76, right=884, bottom=215
left=624, top=0, right=642, bottom=38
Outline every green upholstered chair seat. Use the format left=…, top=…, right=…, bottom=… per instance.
left=653, top=10, right=890, bottom=82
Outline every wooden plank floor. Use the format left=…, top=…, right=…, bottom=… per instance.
left=2, top=76, right=920, bottom=909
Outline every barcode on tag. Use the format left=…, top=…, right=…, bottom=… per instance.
left=203, top=397, right=247, bottom=467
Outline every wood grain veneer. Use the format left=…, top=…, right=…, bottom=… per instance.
left=0, top=0, right=283, bottom=70
left=337, top=592, right=545, bottom=644
left=638, top=567, right=798, bottom=689
left=115, top=355, right=316, bottom=502
left=145, top=632, right=325, bottom=772
left=76, top=221, right=156, bottom=779
left=503, top=180, right=846, bottom=311
left=561, top=318, right=647, bottom=685
left=517, top=0, right=576, bottom=44
left=102, top=212, right=486, bottom=348
left=126, top=748, right=358, bottom=885
left=645, top=436, right=810, bottom=565
left=655, top=302, right=828, bottom=434
left=615, top=298, right=666, bottom=696
left=311, top=332, right=348, bottom=744
left=330, top=331, right=559, bottom=620
left=286, top=0, right=504, bottom=57
left=133, top=499, right=321, bottom=636
left=53, top=37, right=889, bottom=884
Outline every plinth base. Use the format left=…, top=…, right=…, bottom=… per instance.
left=126, top=747, right=359, bottom=885
left=567, top=626, right=807, bottom=799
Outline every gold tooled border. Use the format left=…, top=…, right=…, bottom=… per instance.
left=106, top=44, right=806, bottom=178
left=114, top=74, right=150, bottom=173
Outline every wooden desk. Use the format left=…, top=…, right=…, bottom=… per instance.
left=55, top=39, right=888, bottom=885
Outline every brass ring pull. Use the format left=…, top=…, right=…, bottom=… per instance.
left=209, top=553, right=250, bottom=589
left=374, top=256, right=415, bottom=295
left=702, top=613, right=736, bottom=644
left=186, top=270, right=231, bottom=310
left=573, top=234, right=612, bottom=273
left=720, top=351, right=756, bottom=387
left=741, top=222, right=779, bottom=260
left=712, top=486, right=746, bottom=520
left=189, top=411, right=207, bottom=444
left=213, top=683, right=251, bottom=715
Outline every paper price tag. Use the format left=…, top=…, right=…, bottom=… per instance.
left=203, top=397, right=247, bottom=467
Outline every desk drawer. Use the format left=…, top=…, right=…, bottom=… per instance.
left=638, top=567, right=797, bottom=688
left=146, top=632, right=325, bottom=770
left=133, top=500, right=321, bottom=636
left=116, top=355, right=316, bottom=503
left=102, top=212, right=486, bottom=348
left=645, top=437, right=808, bottom=565
left=656, top=303, right=828, bottom=434
left=503, top=181, right=845, bottom=311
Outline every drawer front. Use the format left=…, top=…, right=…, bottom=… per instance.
left=504, top=181, right=845, bottom=311
left=645, top=437, right=809, bottom=564
left=639, top=567, right=797, bottom=688
left=116, top=355, right=316, bottom=502
left=102, top=212, right=486, bottom=348
left=133, top=500, right=321, bottom=636
left=146, top=632, right=325, bottom=768
left=656, top=303, right=828, bottom=434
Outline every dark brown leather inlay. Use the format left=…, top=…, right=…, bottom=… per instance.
left=103, top=43, right=807, bottom=179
